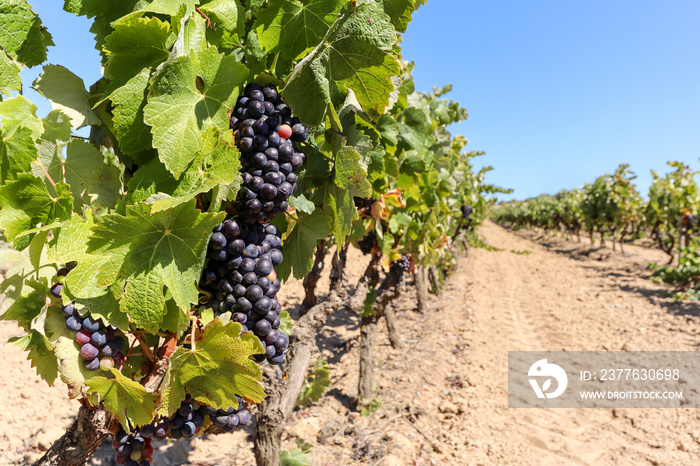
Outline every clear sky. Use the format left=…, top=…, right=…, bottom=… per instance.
left=21, top=1, right=700, bottom=200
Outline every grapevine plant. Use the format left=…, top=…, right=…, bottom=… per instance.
left=0, top=1, right=499, bottom=465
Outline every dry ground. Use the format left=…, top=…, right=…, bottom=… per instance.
left=1, top=221, right=700, bottom=465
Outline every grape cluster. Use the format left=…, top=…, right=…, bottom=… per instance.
left=51, top=269, right=127, bottom=372
left=149, top=396, right=207, bottom=440
left=357, top=231, right=376, bottom=255
left=198, top=82, right=307, bottom=365
left=112, top=427, right=154, bottom=466
left=203, top=396, right=252, bottom=433
left=354, top=197, right=376, bottom=219
left=229, top=82, right=308, bottom=224
left=390, top=255, right=411, bottom=279
left=461, top=204, right=473, bottom=230
left=200, top=220, right=290, bottom=364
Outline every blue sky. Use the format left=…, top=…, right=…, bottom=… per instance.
left=22, top=1, right=700, bottom=200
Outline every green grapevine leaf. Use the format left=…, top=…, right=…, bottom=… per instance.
left=84, top=200, right=224, bottom=333
left=0, top=174, right=73, bottom=250
left=0, top=95, right=43, bottom=139
left=397, top=107, right=433, bottom=151
left=288, top=193, right=315, bottom=214
left=41, top=110, right=73, bottom=142
left=0, top=126, right=37, bottom=185
left=254, top=0, right=344, bottom=59
left=0, top=53, right=21, bottom=96
left=160, top=297, right=190, bottom=336
left=0, top=282, right=47, bottom=332
left=280, top=449, right=312, bottom=466
left=127, top=128, right=241, bottom=212
left=143, top=46, right=248, bottom=178
left=59, top=140, right=122, bottom=211
left=372, top=0, right=415, bottom=33
left=33, top=65, right=100, bottom=129
left=198, top=0, right=245, bottom=50
left=0, top=232, right=55, bottom=316
left=110, top=69, right=152, bottom=154
left=103, top=16, right=175, bottom=91
left=9, top=330, right=58, bottom=386
left=296, top=356, right=331, bottom=407
left=278, top=310, right=292, bottom=335
left=86, top=369, right=158, bottom=431
left=284, top=2, right=400, bottom=126
left=160, top=320, right=265, bottom=415
left=0, top=0, right=53, bottom=67
left=278, top=208, right=331, bottom=280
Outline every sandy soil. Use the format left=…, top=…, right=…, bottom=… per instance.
left=2, top=221, right=700, bottom=465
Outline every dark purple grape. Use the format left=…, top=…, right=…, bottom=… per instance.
left=210, top=232, right=227, bottom=250
left=267, top=251, right=283, bottom=268
left=240, top=137, right=253, bottom=152
left=264, top=147, right=279, bottom=161
left=252, top=119, right=269, bottom=134
left=265, top=344, right=276, bottom=358
left=260, top=184, right=277, bottom=200
left=223, top=219, right=241, bottom=238
left=228, top=239, right=245, bottom=254
left=274, top=332, right=289, bottom=352
left=239, top=258, right=255, bottom=273
left=233, top=312, right=248, bottom=324
left=253, top=134, right=268, bottom=151
left=61, top=303, right=76, bottom=317
left=101, top=341, right=118, bottom=357
left=255, top=259, right=273, bottom=276
left=238, top=409, right=251, bottom=425
left=292, top=123, right=309, bottom=142
left=278, top=143, right=293, bottom=161
left=243, top=272, right=258, bottom=286
left=233, top=284, right=247, bottom=297
left=249, top=100, right=264, bottom=118
left=237, top=297, right=253, bottom=312
left=280, top=163, right=292, bottom=176
left=50, top=283, right=63, bottom=298
left=91, top=330, right=107, bottom=347
left=83, top=316, right=101, bottom=333
left=265, top=329, right=279, bottom=345
left=249, top=89, right=264, bottom=102
left=254, top=319, right=271, bottom=337
left=84, top=357, right=100, bottom=371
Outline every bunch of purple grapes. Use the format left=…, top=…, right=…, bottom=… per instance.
left=200, top=220, right=289, bottom=364
left=51, top=269, right=127, bottom=371
left=229, top=82, right=308, bottom=225
left=198, top=82, right=307, bottom=365
left=112, top=427, right=154, bottom=466
left=203, top=395, right=252, bottom=433
left=390, top=255, right=411, bottom=280
left=357, top=231, right=376, bottom=255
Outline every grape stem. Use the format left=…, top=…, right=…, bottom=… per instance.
left=134, top=333, right=157, bottom=362
left=34, top=159, right=56, bottom=188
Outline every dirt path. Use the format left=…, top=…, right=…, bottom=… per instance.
left=446, top=222, right=700, bottom=465
left=2, top=221, right=700, bottom=465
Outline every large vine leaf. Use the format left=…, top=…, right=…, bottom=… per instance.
left=0, top=174, right=73, bottom=250
left=86, top=369, right=158, bottom=431
left=33, top=65, right=100, bottom=129
left=159, top=320, right=265, bottom=415
left=9, top=330, right=58, bottom=386
left=277, top=208, right=331, bottom=280
left=0, top=95, right=43, bottom=140
left=128, top=128, right=241, bottom=212
left=284, top=2, right=400, bottom=126
left=0, top=0, right=53, bottom=67
left=254, top=0, right=344, bottom=60
left=0, top=126, right=37, bottom=185
left=0, top=53, right=21, bottom=96
left=198, top=0, right=245, bottom=50
left=82, top=200, right=225, bottom=333
left=143, top=46, right=248, bottom=178
left=103, top=16, right=175, bottom=92
left=41, top=140, right=122, bottom=211
left=110, top=69, right=153, bottom=154
left=372, top=0, right=415, bottom=33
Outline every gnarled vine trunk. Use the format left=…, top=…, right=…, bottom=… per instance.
left=300, top=239, right=326, bottom=313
